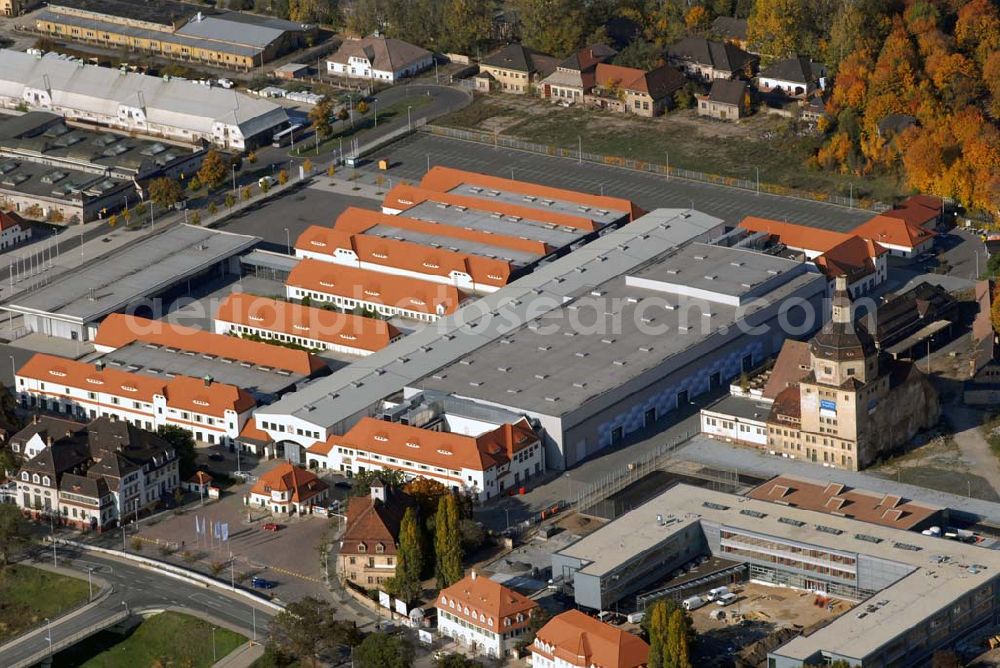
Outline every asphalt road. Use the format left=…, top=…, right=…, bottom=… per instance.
left=0, top=547, right=274, bottom=667
left=362, top=132, right=874, bottom=231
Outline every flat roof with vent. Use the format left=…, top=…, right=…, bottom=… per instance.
left=5, top=225, right=258, bottom=325
left=555, top=483, right=1000, bottom=666
left=624, top=242, right=807, bottom=306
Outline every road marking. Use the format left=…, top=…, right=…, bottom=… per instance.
left=266, top=565, right=324, bottom=584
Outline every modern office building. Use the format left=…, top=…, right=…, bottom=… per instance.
left=551, top=483, right=1000, bottom=667
left=4, top=225, right=258, bottom=341
left=34, top=0, right=314, bottom=71
left=0, top=50, right=289, bottom=150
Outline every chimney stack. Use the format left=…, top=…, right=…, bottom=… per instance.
left=471, top=570, right=477, bottom=581
left=204, top=374, right=213, bottom=386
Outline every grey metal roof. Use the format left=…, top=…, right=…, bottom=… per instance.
left=366, top=223, right=539, bottom=267
left=6, top=225, right=258, bottom=323
left=446, top=182, right=623, bottom=226
left=255, top=209, right=726, bottom=429
left=175, top=15, right=289, bottom=48
left=36, top=11, right=262, bottom=58
left=701, top=394, right=770, bottom=421
left=0, top=50, right=287, bottom=136
left=400, top=201, right=584, bottom=249
left=97, top=341, right=304, bottom=397
left=418, top=243, right=818, bottom=418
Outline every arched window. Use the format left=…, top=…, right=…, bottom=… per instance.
left=42, top=476, right=50, bottom=486
left=375, top=543, right=385, bottom=554
left=21, top=472, right=28, bottom=481
left=357, top=543, right=367, bottom=553
left=32, top=473, right=40, bottom=484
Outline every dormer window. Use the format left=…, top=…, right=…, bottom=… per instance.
left=375, top=543, right=385, bottom=554
left=42, top=476, right=50, bottom=486
left=21, top=471, right=28, bottom=481
left=32, top=473, right=40, bottom=483
left=357, top=543, right=367, bottom=553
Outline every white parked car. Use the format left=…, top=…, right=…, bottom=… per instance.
left=217, top=78, right=234, bottom=89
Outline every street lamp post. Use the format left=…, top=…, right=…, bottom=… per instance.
left=232, top=164, right=237, bottom=195
left=49, top=513, right=56, bottom=567
left=87, top=567, right=94, bottom=601
left=212, top=627, right=217, bottom=662
left=45, top=618, right=52, bottom=656
left=407, top=105, right=412, bottom=132
left=373, top=99, right=378, bottom=129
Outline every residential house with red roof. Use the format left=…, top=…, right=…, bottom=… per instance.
left=585, top=63, right=687, bottom=117
left=532, top=609, right=650, bottom=668
left=338, top=481, right=415, bottom=588
left=246, top=461, right=328, bottom=514
left=437, top=570, right=538, bottom=658
left=213, top=293, right=402, bottom=356
left=15, top=353, right=256, bottom=446
left=0, top=210, right=31, bottom=251
left=325, top=36, right=433, bottom=83
left=538, top=44, right=618, bottom=103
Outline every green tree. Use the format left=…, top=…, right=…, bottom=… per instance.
left=269, top=596, right=362, bottom=666
left=148, top=177, right=184, bottom=210
left=614, top=38, right=661, bottom=70
left=309, top=97, right=336, bottom=142
left=442, top=0, right=492, bottom=54
left=197, top=149, right=228, bottom=190
left=277, top=170, right=288, bottom=186
left=157, top=425, right=197, bottom=478
left=434, top=494, right=463, bottom=588
left=347, top=0, right=389, bottom=37
left=646, top=599, right=671, bottom=668
left=513, top=0, right=586, bottom=57
left=354, top=632, right=414, bottom=668
left=667, top=608, right=692, bottom=668
left=389, top=506, right=423, bottom=602
left=435, top=653, right=484, bottom=668
left=0, top=503, right=28, bottom=566
left=225, top=192, right=236, bottom=209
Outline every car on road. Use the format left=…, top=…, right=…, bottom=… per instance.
left=258, top=176, right=276, bottom=188
left=251, top=576, right=277, bottom=589
left=262, top=522, right=283, bottom=532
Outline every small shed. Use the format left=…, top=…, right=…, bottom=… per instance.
left=274, top=62, right=311, bottom=79
left=184, top=470, right=214, bottom=494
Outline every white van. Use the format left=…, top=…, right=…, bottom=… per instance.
left=716, top=593, right=738, bottom=606
left=706, top=586, right=730, bottom=602
left=682, top=596, right=705, bottom=611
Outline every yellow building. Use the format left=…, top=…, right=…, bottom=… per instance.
left=34, top=0, right=313, bottom=71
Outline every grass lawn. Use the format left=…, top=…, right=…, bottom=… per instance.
left=60, top=611, right=246, bottom=668
left=0, top=564, right=91, bottom=643
left=436, top=96, right=904, bottom=204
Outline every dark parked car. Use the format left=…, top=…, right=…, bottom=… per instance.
left=251, top=576, right=277, bottom=589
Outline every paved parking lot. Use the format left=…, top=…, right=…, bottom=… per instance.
left=362, top=133, right=874, bottom=231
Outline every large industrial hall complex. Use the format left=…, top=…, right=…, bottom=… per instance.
left=0, top=49, right=290, bottom=149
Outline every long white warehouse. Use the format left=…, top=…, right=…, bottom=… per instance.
left=0, top=49, right=289, bottom=150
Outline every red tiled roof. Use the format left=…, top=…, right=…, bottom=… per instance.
left=851, top=215, right=935, bottom=250
left=437, top=572, right=538, bottom=632
left=17, top=353, right=256, bottom=418
left=287, top=259, right=466, bottom=316
left=383, top=184, right=599, bottom=232
left=340, top=491, right=414, bottom=556
left=305, top=230, right=515, bottom=289
left=323, top=206, right=552, bottom=256
left=739, top=217, right=851, bottom=254
left=94, top=313, right=326, bottom=375
left=250, top=462, right=328, bottom=503
left=0, top=210, right=27, bottom=232
left=747, top=475, right=941, bottom=530
left=769, top=385, right=802, bottom=422
left=813, top=236, right=885, bottom=282
left=309, top=417, right=539, bottom=473
left=879, top=196, right=941, bottom=229
left=419, top=166, right=643, bottom=221
left=239, top=419, right=272, bottom=443
left=762, top=340, right=812, bottom=400
left=214, top=293, right=400, bottom=354
left=534, top=610, right=650, bottom=668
